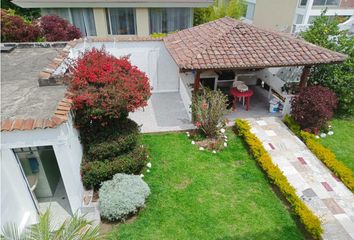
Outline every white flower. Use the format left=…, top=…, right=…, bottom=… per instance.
left=191, top=141, right=195, bottom=145
left=224, top=138, right=228, bottom=142
left=224, top=142, right=227, bottom=147
left=315, top=135, right=320, bottom=139
left=147, top=162, right=152, bottom=168
left=147, top=169, right=150, bottom=173
left=224, top=135, right=228, bottom=139
left=220, top=128, right=226, bottom=133
left=212, top=150, right=217, bottom=154
left=328, top=125, right=332, bottom=128
left=140, top=174, right=144, bottom=178
left=199, top=147, right=205, bottom=151
left=320, top=133, right=327, bottom=138
left=328, top=131, right=334, bottom=135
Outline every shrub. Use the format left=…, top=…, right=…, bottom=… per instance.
left=283, top=115, right=354, bottom=192
left=39, top=15, right=82, bottom=41
left=192, top=88, right=229, bottom=138
left=291, top=86, right=337, bottom=130
left=99, top=173, right=150, bottom=221
left=234, top=119, right=323, bottom=239
left=283, top=114, right=301, bottom=136
left=69, top=48, right=151, bottom=128
left=86, top=131, right=139, bottom=162
left=81, top=146, right=148, bottom=189
left=1, top=9, right=41, bottom=42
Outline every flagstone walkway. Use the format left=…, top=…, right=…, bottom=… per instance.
left=248, top=117, right=354, bottom=240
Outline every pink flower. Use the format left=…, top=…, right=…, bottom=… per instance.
left=195, top=121, right=202, bottom=128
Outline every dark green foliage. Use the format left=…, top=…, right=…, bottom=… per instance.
left=82, top=146, right=148, bottom=189
left=86, top=131, right=139, bottom=162
left=1, top=0, right=40, bottom=19
left=78, top=118, right=139, bottom=147
left=193, top=0, right=245, bottom=26
left=283, top=115, right=301, bottom=136
left=301, top=10, right=354, bottom=116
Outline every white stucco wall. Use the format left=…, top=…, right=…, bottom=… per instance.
left=67, top=41, right=180, bottom=93
left=0, top=116, right=83, bottom=229
left=0, top=149, right=38, bottom=230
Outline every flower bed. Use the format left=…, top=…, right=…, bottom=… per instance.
left=284, top=115, right=354, bottom=192
left=234, top=119, right=323, bottom=239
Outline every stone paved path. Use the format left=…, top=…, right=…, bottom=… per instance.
left=248, top=117, right=354, bottom=240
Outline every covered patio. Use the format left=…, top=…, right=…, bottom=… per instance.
left=165, top=17, right=347, bottom=120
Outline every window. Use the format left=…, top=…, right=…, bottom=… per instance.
left=296, top=14, right=304, bottom=24
left=41, top=8, right=96, bottom=36
left=313, top=0, right=339, bottom=6
left=149, top=8, right=192, bottom=34
left=71, top=9, right=96, bottom=36
left=107, top=8, right=136, bottom=35
left=245, top=3, right=255, bottom=20
left=299, top=0, right=308, bottom=7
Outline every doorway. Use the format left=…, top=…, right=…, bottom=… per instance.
left=13, top=146, right=72, bottom=219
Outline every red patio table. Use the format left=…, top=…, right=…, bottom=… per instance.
left=230, top=87, right=254, bottom=111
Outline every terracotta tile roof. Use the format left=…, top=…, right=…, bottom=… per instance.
left=164, top=17, right=347, bottom=70
left=1, top=97, right=72, bottom=132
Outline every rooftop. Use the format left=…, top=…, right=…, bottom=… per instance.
left=1, top=48, right=70, bottom=131
left=164, top=17, right=347, bottom=70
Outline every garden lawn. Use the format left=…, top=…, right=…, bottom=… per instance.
left=107, top=131, right=304, bottom=240
left=321, top=118, right=354, bottom=172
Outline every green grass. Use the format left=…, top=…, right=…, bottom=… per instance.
left=107, top=131, right=304, bottom=240
left=320, top=118, right=354, bottom=172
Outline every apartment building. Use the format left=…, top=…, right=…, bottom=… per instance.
left=242, top=0, right=354, bottom=33
left=12, top=0, right=213, bottom=36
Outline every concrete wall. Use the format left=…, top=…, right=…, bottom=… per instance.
left=71, top=41, right=180, bottom=92
left=253, top=0, right=298, bottom=32
left=1, top=149, right=38, bottom=230
left=1, top=116, right=84, bottom=229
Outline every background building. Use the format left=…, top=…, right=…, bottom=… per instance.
left=241, top=0, right=354, bottom=33
left=12, top=0, right=213, bottom=36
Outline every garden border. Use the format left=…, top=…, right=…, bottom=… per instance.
left=234, top=119, right=323, bottom=239
left=283, top=115, right=354, bottom=192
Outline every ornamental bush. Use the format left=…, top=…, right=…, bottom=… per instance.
left=234, top=119, right=323, bottom=239
left=291, top=86, right=337, bottom=130
left=39, top=15, right=82, bottom=41
left=192, top=88, right=229, bottom=138
left=99, top=173, right=150, bottom=221
left=81, top=146, right=148, bottom=189
left=69, top=48, right=151, bottom=128
left=1, top=9, right=41, bottom=42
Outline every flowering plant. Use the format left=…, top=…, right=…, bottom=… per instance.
left=192, top=88, right=229, bottom=138
left=69, top=48, right=151, bottom=128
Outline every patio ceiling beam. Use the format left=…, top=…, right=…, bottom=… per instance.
left=299, top=65, right=312, bottom=90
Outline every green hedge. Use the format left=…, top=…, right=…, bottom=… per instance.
left=234, top=119, right=323, bottom=239
left=284, top=115, right=354, bottom=192
left=82, top=146, right=148, bottom=189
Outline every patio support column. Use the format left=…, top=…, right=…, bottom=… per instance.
left=299, top=66, right=311, bottom=90
left=194, top=70, right=201, bottom=92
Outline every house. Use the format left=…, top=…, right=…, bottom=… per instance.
left=240, top=0, right=354, bottom=33
left=0, top=45, right=87, bottom=230
left=11, top=0, right=213, bottom=36
left=0, top=17, right=346, bottom=230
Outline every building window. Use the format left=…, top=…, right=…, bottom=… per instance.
left=313, top=0, right=339, bottom=6
left=107, top=8, right=136, bottom=35
left=296, top=14, right=304, bottom=24
left=71, top=9, right=96, bottom=36
left=299, top=0, right=308, bottom=7
left=149, top=8, right=192, bottom=34
left=245, top=3, right=255, bottom=20
left=41, top=8, right=96, bottom=36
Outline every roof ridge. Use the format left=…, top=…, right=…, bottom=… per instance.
left=236, top=21, right=348, bottom=59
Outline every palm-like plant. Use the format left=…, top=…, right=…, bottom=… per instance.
left=1, top=210, right=100, bottom=240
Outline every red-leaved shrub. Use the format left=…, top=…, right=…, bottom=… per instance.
left=69, top=48, right=151, bottom=128
left=291, top=86, right=337, bottom=130
left=1, top=9, right=41, bottom=42
left=40, top=15, right=82, bottom=41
